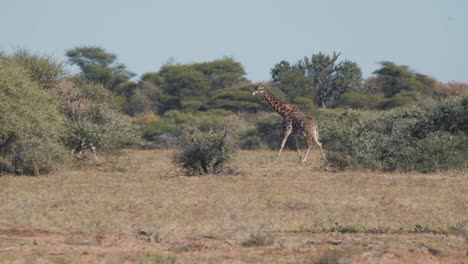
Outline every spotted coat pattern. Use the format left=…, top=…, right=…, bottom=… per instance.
left=253, top=84, right=325, bottom=163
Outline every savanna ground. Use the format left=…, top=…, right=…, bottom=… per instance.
left=0, top=150, right=467, bottom=264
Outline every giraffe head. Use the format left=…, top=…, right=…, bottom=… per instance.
left=252, top=83, right=266, bottom=96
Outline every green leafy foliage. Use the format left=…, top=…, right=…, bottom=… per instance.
left=0, top=56, right=66, bottom=175
left=271, top=61, right=314, bottom=100
left=320, top=97, right=468, bottom=172
left=55, top=80, right=143, bottom=153
left=66, top=46, right=135, bottom=92
left=209, top=84, right=264, bottom=112
left=301, top=52, right=362, bottom=108
left=7, top=49, right=65, bottom=89
left=140, top=110, right=233, bottom=146
left=373, top=61, right=438, bottom=98
left=337, top=91, right=382, bottom=109
left=377, top=90, right=420, bottom=109
left=2, top=46, right=467, bottom=175
left=195, top=57, right=247, bottom=89
left=271, top=52, right=362, bottom=108
left=146, top=58, right=248, bottom=113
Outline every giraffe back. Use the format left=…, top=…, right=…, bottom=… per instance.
left=289, top=110, right=318, bottom=134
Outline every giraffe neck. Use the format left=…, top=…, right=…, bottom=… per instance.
left=262, top=90, right=289, bottom=118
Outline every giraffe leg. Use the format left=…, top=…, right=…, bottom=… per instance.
left=90, top=145, right=98, bottom=161
left=313, top=127, right=326, bottom=160
left=301, top=137, right=312, bottom=164
left=275, top=124, right=292, bottom=163
left=294, top=136, right=302, bottom=161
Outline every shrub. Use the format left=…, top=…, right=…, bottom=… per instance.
left=255, top=112, right=283, bottom=149
left=238, top=129, right=265, bottom=150
left=414, top=132, right=467, bottom=172
left=173, top=128, right=238, bottom=176
left=319, top=97, right=468, bottom=172
left=377, top=90, right=420, bottom=109
left=0, top=56, right=66, bottom=175
left=66, top=107, right=143, bottom=152
left=7, top=49, right=64, bottom=89
left=337, top=91, right=382, bottom=109
left=292, top=96, right=318, bottom=112
left=125, top=90, right=155, bottom=115
left=208, top=84, right=264, bottom=112
left=56, top=80, right=143, bottom=153
left=141, top=110, right=233, bottom=146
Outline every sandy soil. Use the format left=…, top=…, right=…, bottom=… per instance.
left=1, top=150, right=466, bottom=263
left=1, top=228, right=467, bottom=263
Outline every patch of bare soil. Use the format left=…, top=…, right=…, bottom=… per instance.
left=1, top=228, right=466, bottom=263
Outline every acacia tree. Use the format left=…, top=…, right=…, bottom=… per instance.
left=144, top=58, right=248, bottom=113
left=300, top=52, right=362, bottom=108
left=373, top=61, right=438, bottom=98
left=372, top=61, right=414, bottom=97
left=196, top=57, right=247, bottom=89
left=270, top=61, right=313, bottom=100
left=66, top=46, right=135, bottom=92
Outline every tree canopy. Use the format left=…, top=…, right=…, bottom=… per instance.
left=373, top=61, right=438, bottom=98
left=271, top=52, right=362, bottom=108
left=66, top=46, right=135, bottom=92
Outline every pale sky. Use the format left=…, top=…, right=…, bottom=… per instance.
left=1, top=0, right=467, bottom=83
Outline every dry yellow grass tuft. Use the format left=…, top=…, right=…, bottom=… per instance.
left=0, top=149, right=467, bottom=263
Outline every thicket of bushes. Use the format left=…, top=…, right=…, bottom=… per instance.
left=319, top=97, right=468, bottom=172
left=0, top=50, right=142, bottom=175
left=134, top=96, right=468, bottom=173
left=0, top=56, right=66, bottom=175
left=1, top=47, right=467, bottom=175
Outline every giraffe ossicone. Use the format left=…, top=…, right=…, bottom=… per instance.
left=253, top=83, right=326, bottom=163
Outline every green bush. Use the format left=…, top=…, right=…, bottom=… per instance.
left=208, top=84, right=264, bottom=112
left=6, top=49, right=64, bottom=89
left=56, top=80, right=143, bottom=153
left=319, top=97, right=468, bottom=172
left=255, top=112, right=284, bottom=149
left=414, top=132, right=467, bottom=172
left=0, top=56, right=66, bottom=175
left=141, top=110, right=232, bottom=144
left=377, top=91, right=420, bottom=109
left=337, top=91, right=382, bottom=109
left=238, top=129, right=265, bottom=150
left=292, top=96, right=318, bottom=113
left=173, top=129, right=237, bottom=176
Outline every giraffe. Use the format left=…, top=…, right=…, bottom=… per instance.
left=252, top=83, right=326, bottom=163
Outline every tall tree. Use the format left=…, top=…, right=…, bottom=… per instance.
left=373, top=61, right=438, bottom=98
left=332, top=61, right=362, bottom=102
left=196, top=57, right=247, bottom=89
left=300, top=52, right=362, bottom=108
left=270, top=61, right=313, bottom=100
left=372, top=61, right=414, bottom=97
left=66, top=46, right=135, bottom=92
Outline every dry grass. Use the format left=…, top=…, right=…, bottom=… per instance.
left=0, top=149, right=467, bottom=263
